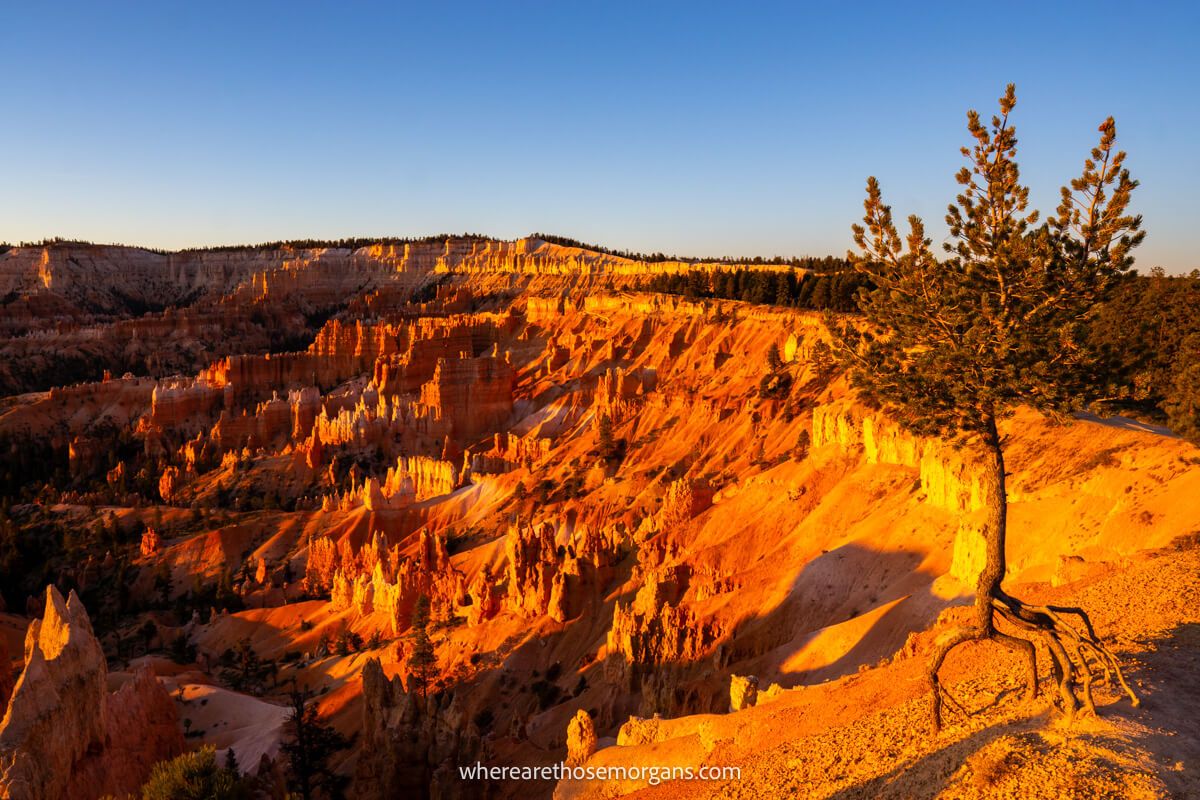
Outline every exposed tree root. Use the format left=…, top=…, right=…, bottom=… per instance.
left=928, top=593, right=1139, bottom=732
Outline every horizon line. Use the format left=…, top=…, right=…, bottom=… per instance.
left=3, top=233, right=1193, bottom=276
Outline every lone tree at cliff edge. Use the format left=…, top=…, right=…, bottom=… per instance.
left=841, top=84, right=1143, bottom=730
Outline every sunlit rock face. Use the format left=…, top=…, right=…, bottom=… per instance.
left=728, top=674, right=758, bottom=712
left=0, top=587, right=108, bottom=800
left=811, top=401, right=985, bottom=514
left=565, top=709, right=597, bottom=766
left=0, top=587, right=182, bottom=800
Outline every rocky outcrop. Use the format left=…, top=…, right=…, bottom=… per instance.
left=67, top=436, right=107, bottom=478
left=144, top=317, right=408, bottom=432
left=139, top=528, right=162, bottom=557
left=433, top=237, right=796, bottom=280
left=321, top=531, right=466, bottom=633
left=0, top=586, right=107, bottom=799
left=304, top=535, right=341, bottom=594
left=594, top=367, right=656, bottom=422
left=156, top=465, right=183, bottom=502
left=373, top=315, right=503, bottom=397
left=309, top=389, right=408, bottom=450
left=605, top=569, right=721, bottom=689
left=949, top=520, right=989, bottom=587
left=465, top=567, right=501, bottom=626
left=323, top=456, right=461, bottom=513
left=615, top=714, right=665, bottom=747
left=466, top=432, right=553, bottom=475
left=565, top=709, right=597, bottom=767
left=382, top=456, right=459, bottom=503
left=0, top=586, right=181, bottom=800
left=147, top=377, right=226, bottom=431
left=356, top=658, right=482, bottom=800
left=812, top=402, right=985, bottom=514
left=729, top=674, right=758, bottom=712
left=504, top=523, right=559, bottom=619
left=417, top=355, right=515, bottom=444
left=0, top=242, right=459, bottom=353
left=503, top=521, right=624, bottom=624
left=659, top=479, right=714, bottom=530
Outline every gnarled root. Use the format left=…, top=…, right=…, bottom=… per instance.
left=927, top=594, right=1138, bottom=732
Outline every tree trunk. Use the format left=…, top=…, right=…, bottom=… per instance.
left=975, top=413, right=1006, bottom=634
left=926, top=411, right=1137, bottom=731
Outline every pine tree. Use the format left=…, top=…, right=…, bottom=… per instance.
left=1086, top=269, right=1200, bottom=422
left=1164, top=332, right=1200, bottom=442
left=596, top=413, right=617, bottom=461
left=773, top=276, right=791, bottom=306
left=406, top=594, right=436, bottom=701
left=809, top=276, right=831, bottom=309
left=766, top=343, right=784, bottom=372
left=841, top=85, right=1143, bottom=730
left=139, top=619, right=157, bottom=654
left=234, top=637, right=260, bottom=692
left=282, top=687, right=352, bottom=800
left=792, top=429, right=811, bottom=462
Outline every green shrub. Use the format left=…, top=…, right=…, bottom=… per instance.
left=141, top=746, right=248, bottom=800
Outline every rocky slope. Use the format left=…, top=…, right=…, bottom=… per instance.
left=0, top=239, right=1197, bottom=799
left=555, top=539, right=1200, bottom=799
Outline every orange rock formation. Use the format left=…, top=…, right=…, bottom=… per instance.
left=0, top=587, right=182, bottom=799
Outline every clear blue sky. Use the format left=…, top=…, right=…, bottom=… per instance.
left=3, top=1, right=1197, bottom=271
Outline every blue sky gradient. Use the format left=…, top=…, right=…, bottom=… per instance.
left=3, top=1, right=1197, bottom=271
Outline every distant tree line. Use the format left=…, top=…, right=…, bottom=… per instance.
left=6, top=236, right=155, bottom=251
left=0, top=234, right=498, bottom=255
left=174, top=233, right=495, bottom=254
left=638, top=267, right=870, bottom=311
left=1088, top=269, right=1200, bottom=442
left=10, top=232, right=854, bottom=268
left=531, top=232, right=849, bottom=268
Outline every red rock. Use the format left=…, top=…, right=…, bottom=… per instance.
left=565, top=709, right=597, bottom=766
left=0, top=586, right=181, bottom=800
left=139, top=528, right=163, bottom=557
